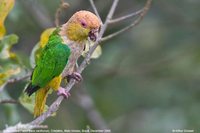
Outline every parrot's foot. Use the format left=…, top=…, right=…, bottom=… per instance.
left=67, top=72, right=82, bottom=82
left=57, top=87, right=71, bottom=98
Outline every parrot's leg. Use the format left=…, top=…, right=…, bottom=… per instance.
left=67, top=72, right=82, bottom=82
left=57, top=87, right=71, bottom=98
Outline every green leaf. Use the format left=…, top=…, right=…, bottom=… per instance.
left=0, top=34, right=26, bottom=89
left=29, top=43, right=40, bottom=68
left=82, top=41, right=102, bottom=59
left=19, top=88, right=35, bottom=114
left=0, top=66, right=21, bottom=86
left=0, top=34, right=19, bottom=59
left=0, top=0, right=15, bottom=38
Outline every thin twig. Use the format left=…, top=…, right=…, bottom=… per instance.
left=55, top=8, right=62, bottom=27
left=109, top=9, right=143, bottom=24
left=100, top=0, right=119, bottom=33
left=89, top=0, right=102, bottom=24
left=3, top=0, right=152, bottom=132
left=0, top=99, right=19, bottom=104
left=55, top=0, right=69, bottom=27
left=101, top=0, right=152, bottom=42
left=7, top=73, right=31, bottom=84
left=0, top=72, right=31, bottom=93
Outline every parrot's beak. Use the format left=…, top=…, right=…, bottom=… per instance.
left=89, top=29, right=98, bottom=42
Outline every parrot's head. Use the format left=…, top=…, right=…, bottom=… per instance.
left=64, top=10, right=101, bottom=42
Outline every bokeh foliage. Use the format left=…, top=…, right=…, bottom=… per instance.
left=0, top=0, right=200, bottom=133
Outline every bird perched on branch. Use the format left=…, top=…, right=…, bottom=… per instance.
left=25, top=10, right=101, bottom=117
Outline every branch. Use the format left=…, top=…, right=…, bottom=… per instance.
left=0, top=99, right=18, bottom=104
left=101, top=0, right=152, bottom=42
left=0, top=72, right=31, bottom=93
left=7, top=73, right=31, bottom=84
left=108, top=9, right=143, bottom=24
left=88, top=0, right=102, bottom=24
left=3, top=0, right=152, bottom=132
left=55, top=0, right=70, bottom=27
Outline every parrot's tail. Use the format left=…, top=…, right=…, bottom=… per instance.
left=25, top=83, right=40, bottom=96
left=34, top=87, right=50, bottom=117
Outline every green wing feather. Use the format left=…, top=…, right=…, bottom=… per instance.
left=25, top=29, right=70, bottom=96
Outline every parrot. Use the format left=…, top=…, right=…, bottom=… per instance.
left=24, top=10, right=101, bottom=117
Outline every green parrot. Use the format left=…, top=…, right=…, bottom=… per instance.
left=25, top=10, right=101, bottom=117
left=25, top=29, right=70, bottom=96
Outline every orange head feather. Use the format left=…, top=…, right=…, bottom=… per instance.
left=61, top=10, right=101, bottom=42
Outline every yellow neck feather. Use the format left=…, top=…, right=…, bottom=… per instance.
left=61, top=22, right=90, bottom=43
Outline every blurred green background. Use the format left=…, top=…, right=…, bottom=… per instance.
left=1, top=0, right=200, bottom=133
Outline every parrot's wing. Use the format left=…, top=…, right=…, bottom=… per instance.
left=31, top=43, right=70, bottom=88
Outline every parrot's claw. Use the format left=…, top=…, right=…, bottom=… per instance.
left=67, top=72, right=82, bottom=82
left=57, top=87, right=71, bottom=98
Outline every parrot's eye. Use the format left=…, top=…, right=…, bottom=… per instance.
left=81, top=21, right=87, bottom=28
